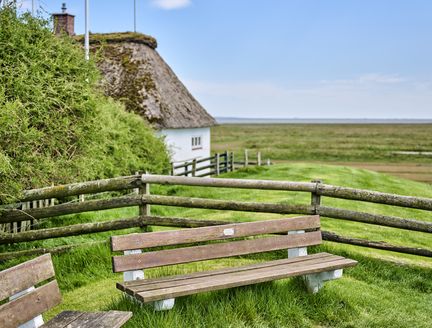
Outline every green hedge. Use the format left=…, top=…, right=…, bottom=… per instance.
left=0, top=7, right=169, bottom=203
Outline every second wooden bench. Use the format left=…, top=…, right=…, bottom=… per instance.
left=111, top=215, right=357, bottom=311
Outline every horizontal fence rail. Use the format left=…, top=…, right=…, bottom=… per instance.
left=0, top=173, right=431, bottom=261
left=3, top=194, right=431, bottom=233
left=11, top=174, right=432, bottom=212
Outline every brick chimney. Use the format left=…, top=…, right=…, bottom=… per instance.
left=52, top=3, right=75, bottom=36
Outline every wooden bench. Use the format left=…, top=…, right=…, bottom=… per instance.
left=111, top=215, right=357, bottom=311
left=0, top=254, right=132, bottom=328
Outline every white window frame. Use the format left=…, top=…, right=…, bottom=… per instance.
left=191, top=135, right=202, bottom=150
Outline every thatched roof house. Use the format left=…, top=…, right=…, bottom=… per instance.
left=74, top=32, right=216, bottom=164
left=78, top=32, right=216, bottom=130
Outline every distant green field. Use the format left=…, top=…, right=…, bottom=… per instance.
left=212, top=124, right=432, bottom=163
left=1, top=164, right=431, bottom=327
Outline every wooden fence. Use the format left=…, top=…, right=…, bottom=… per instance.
left=0, top=174, right=431, bottom=261
left=171, top=150, right=270, bottom=177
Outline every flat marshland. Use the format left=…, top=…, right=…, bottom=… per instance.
left=212, top=124, right=432, bottom=183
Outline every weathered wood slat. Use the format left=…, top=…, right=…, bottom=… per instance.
left=0, top=196, right=142, bottom=223
left=20, top=175, right=140, bottom=202
left=129, top=255, right=346, bottom=295
left=41, top=311, right=84, bottom=328
left=43, top=311, right=132, bottom=328
left=0, top=253, right=55, bottom=300
left=322, top=231, right=432, bottom=257
left=140, top=175, right=432, bottom=211
left=111, top=215, right=320, bottom=251
left=3, top=189, right=431, bottom=234
left=0, top=217, right=149, bottom=244
left=120, top=253, right=340, bottom=294
left=117, top=252, right=335, bottom=291
left=13, top=174, right=432, bottom=211
left=112, top=231, right=322, bottom=272
left=136, top=257, right=357, bottom=302
left=0, top=280, right=62, bottom=328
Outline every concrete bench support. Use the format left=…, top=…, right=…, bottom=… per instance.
left=304, top=269, right=343, bottom=293
left=153, top=298, right=175, bottom=311
left=123, top=250, right=174, bottom=311
left=287, top=230, right=344, bottom=293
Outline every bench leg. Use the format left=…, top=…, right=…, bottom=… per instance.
left=10, top=287, right=44, bottom=328
left=304, top=269, right=343, bottom=293
left=153, top=298, right=175, bottom=311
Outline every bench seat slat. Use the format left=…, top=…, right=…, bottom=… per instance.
left=0, top=280, right=62, bottom=328
left=42, top=311, right=133, bottom=328
left=113, top=230, right=322, bottom=272
left=120, top=253, right=345, bottom=295
left=111, top=216, right=320, bottom=251
left=118, top=252, right=340, bottom=291
left=131, top=254, right=357, bottom=302
left=0, top=253, right=55, bottom=301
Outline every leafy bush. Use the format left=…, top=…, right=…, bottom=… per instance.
left=0, top=7, right=169, bottom=203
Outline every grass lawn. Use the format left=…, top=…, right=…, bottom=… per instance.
left=1, top=164, right=431, bottom=327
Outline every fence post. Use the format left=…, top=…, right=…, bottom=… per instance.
left=134, top=171, right=140, bottom=194
left=170, top=163, right=175, bottom=176
left=224, top=151, right=229, bottom=173
left=230, top=152, right=235, bottom=172
left=192, top=159, right=197, bottom=177
left=257, top=151, right=261, bottom=166
left=216, top=153, right=220, bottom=176
left=140, top=173, right=151, bottom=232
left=311, top=179, right=322, bottom=214
left=244, top=149, right=248, bottom=167
left=184, top=162, right=188, bottom=177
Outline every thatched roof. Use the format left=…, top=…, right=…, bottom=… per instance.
left=78, top=32, right=216, bottom=129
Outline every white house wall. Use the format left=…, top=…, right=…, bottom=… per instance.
left=158, top=127, right=211, bottom=169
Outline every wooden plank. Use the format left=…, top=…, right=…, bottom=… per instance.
left=42, top=311, right=84, bottom=328
left=118, top=252, right=334, bottom=291
left=111, top=215, right=320, bottom=251
left=136, top=257, right=357, bottom=302
left=111, top=216, right=320, bottom=251
left=43, top=311, right=132, bottom=328
left=129, top=256, right=343, bottom=296
left=0, top=280, right=62, bottom=328
left=0, top=253, right=55, bottom=300
left=60, top=312, right=105, bottom=328
left=89, top=311, right=133, bottom=328
left=112, top=231, right=322, bottom=272
left=122, top=253, right=342, bottom=295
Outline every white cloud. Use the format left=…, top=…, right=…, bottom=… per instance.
left=184, top=74, right=432, bottom=119
left=151, top=0, right=191, bottom=10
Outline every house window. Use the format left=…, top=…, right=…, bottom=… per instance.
left=192, top=136, right=202, bottom=150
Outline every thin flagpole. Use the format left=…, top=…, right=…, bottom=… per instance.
left=134, top=0, right=137, bottom=33
left=84, top=0, right=89, bottom=60
left=32, top=0, right=35, bottom=15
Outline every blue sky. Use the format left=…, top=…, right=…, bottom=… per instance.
left=19, top=0, right=432, bottom=118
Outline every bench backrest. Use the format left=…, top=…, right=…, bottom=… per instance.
left=111, top=215, right=321, bottom=273
left=0, top=253, right=62, bottom=328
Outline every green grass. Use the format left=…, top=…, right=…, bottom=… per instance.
left=212, top=124, right=432, bottom=163
left=1, top=164, right=432, bottom=327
